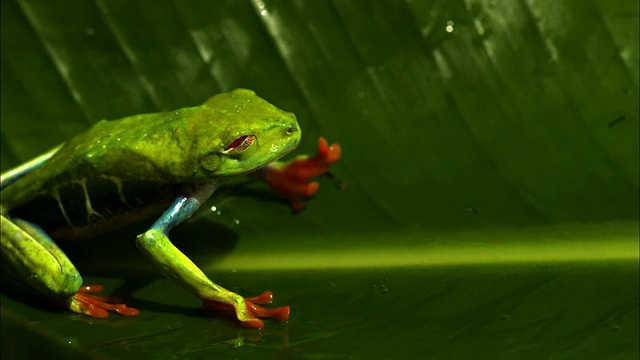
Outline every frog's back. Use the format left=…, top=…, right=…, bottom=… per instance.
left=2, top=112, right=188, bottom=240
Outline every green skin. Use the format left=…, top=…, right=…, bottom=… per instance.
left=0, top=89, right=300, bottom=324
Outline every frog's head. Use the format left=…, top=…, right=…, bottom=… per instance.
left=193, top=89, right=301, bottom=178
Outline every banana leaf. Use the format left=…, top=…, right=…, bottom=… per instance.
left=1, top=0, right=638, bottom=358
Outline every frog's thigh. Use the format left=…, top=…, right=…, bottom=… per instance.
left=1, top=215, right=82, bottom=299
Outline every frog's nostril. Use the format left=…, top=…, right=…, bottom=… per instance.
left=286, top=127, right=294, bottom=135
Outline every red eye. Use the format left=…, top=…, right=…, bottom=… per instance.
left=225, top=135, right=255, bottom=152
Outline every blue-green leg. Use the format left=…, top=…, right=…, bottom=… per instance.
left=135, top=183, right=289, bottom=328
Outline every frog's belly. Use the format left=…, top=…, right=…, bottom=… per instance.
left=10, top=180, right=178, bottom=240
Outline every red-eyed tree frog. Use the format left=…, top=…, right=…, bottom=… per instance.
left=0, top=89, right=341, bottom=329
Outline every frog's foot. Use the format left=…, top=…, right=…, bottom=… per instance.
left=202, top=291, right=290, bottom=329
left=261, top=136, right=342, bottom=210
left=68, top=285, right=140, bottom=318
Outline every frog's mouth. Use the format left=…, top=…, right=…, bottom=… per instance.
left=255, top=133, right=300, bottom=170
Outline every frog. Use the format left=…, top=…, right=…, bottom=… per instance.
left=0, top=89, right=342, bottom=329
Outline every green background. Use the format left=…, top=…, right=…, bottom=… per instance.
left=1, top=0, right=638, bottom=359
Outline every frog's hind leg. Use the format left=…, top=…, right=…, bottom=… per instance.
left=1, top=215, right=81, bottom=299
left=0, top=145, right=62, bottom=189
left=1, top=215, right=138, bottom=317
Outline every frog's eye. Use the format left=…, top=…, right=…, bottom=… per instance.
left=223, top=135, right=256, bottom=154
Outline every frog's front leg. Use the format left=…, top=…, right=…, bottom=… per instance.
left=1, top=215, right=139, bottom=317
left=257, top=136, right=342, bottom=210
left=135, top=183, right=289, bottom=329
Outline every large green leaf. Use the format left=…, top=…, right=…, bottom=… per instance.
left=1, top=0, right=638, bottom=358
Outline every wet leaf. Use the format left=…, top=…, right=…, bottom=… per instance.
left=2, top=0, right=638, bottom=358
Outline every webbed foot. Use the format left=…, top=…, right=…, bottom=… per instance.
left=202, top=291, right=290, bottom=329
left=260, top=136, right=342, bottom=210
left=68, top=285, right=140, bottom=318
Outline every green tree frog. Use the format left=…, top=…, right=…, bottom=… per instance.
left=1, top=89, right=341, bottom=329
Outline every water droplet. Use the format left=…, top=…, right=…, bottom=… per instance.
left=257, top=1, right=268, bottom=16
left=232, top=218, right=240, bottom=226
left=210, top=205, right=217, bottom=212
left=445, top=20, right=455, bottom=33
left=500, top=314, right=508, bottom=320
left=464, top=206, right=478, bottom=214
